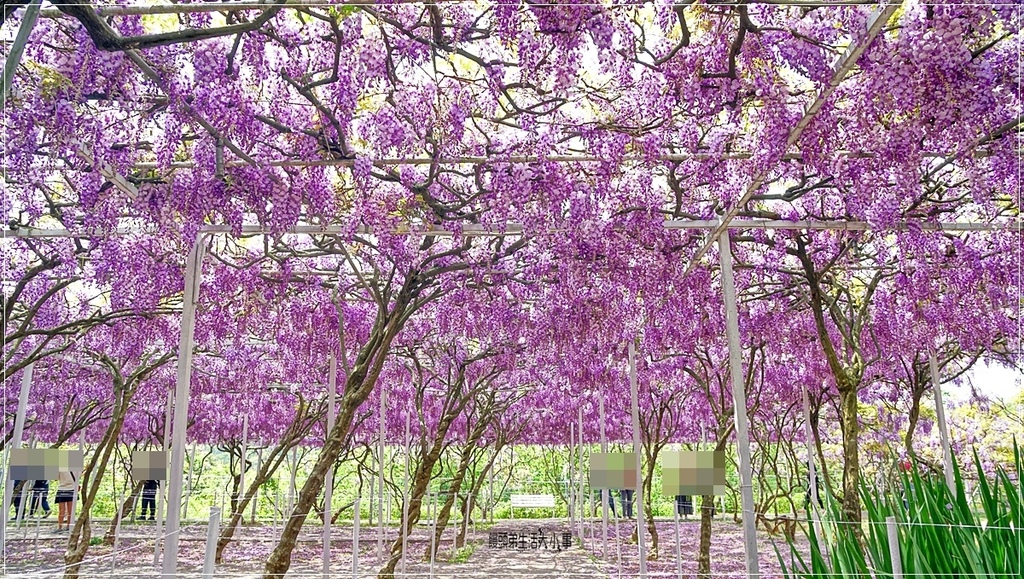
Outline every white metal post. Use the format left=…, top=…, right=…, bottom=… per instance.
left=289, top=447, right=298, bottom=514
left=599, top=395, right=609, bottom=558
left=111, top=493, right=123, bottom=576
left=801, top=384, right=827, bottom=557
left=203, top=507, right=221, bottom=579
left=886, top=516, right=903, bottom=579
left=674, top=503, right=682, bottom=579
left=154, top=389, right=172, bottom=565
left=251, top=449, right=262, bottom=523
left=378, top=388, right=386, bottom=560
left=162, top=235, right=206, bottom=577
left=577, top=407, right=585, bottom=548
left=400, top=413, right=410, bottom=578
left=717, top=231, right=761, bottom=579
left=1, top=363, right=33, bottom=558
left=239, top=414, right=248, bottom=513
left=70, top=430, right=84, bottom=530
left=352, top=496, right=361, bottom=578
left=569, top=422, right=576, bottom=531
left=928, top=350, right=956, bottom=494
left=628, top=341, right=647, bottom=577
left=428, top=492, right=436, bottom=579
left=323, top=355, right=336, bottom=579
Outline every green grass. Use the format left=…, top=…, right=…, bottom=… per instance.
left=449, top=543, right=478, bottom=564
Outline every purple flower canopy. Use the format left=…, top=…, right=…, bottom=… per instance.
left=3, top=2, right=1020, bottom=451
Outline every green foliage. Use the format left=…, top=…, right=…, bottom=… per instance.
left=780, top=441, right=1023, bottom=578
left=450, top=543, right=477, bottom=563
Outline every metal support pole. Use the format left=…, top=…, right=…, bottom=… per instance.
left=1, top=0, right=42, bottom=110
left=428, top=492, right=437, bottom=579
left=239, top=414, right=249, bottom=512
left=203, top=507, right=221, bottom=579
left=928, top=350, right=956, bottom=494
left=400, top=414, right=410, bottom=578
left=70, top=430, right=84, bottom=530
left=251, top=449, right=262, bottom=523
left=352, top=496, right=361, bottom=578
left=599, top=395, right=609, bottom=558
left=569, top=422, right=576, bottom=531
left=289, top=447, right=298, bottom=513
left=323, top=355, right=337, bottom=579
left=154, top=389, right=172, bottom=566
left=801, top=384, right=828, bottom=558
left=674, top=505, right=682, bottom=579
left=112, top=493, right=123, bottom=576
left=628, top=341, right=647, bottom=577
left=378, top=388, right=386, bottom=560
left=577, top=407, right=585, bottom=548
left=886, top=516, right=903, bottom=579
left=163, top=235, right=206, bottom=577
left=1, top=363, right=33, bottom=559
left=717, top=231, right=761, bottom=579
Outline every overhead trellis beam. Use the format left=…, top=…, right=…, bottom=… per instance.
left=35, top=0, right=883, bottom=19
left=9, top=218, right=1021, bottom=239
left=87, top=147, right=1000, bottom=172
left=682, top=2, right=902, bottom=274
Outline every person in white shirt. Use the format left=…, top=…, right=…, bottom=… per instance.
left=55, top=469, right=77, bottom=532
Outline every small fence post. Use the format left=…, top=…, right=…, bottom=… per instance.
left=203, top=507, right=221, bottom=579
left=886, top=516, right=903, bottom=579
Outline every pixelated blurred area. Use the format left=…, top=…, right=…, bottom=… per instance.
left=131, top=450, right=169, bottom=481
left=588, top=452, right=638, bottom=489
left=662, top=450, right=727, bottom=497
left=7, top=448, right=84, bottom=480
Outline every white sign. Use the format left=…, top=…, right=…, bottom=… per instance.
left=510, top=494, right=555, bottom=508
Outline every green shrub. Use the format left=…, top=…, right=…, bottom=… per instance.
left=780, top=441, right=1022, bottom=578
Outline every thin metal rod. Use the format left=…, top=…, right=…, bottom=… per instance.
left=599, top=395, right=609, bottom=558
left=323, top=355, right=337, bottom=579
left=928, top=350, right=956, bottom=494
left=162, top=235, right=207, bottom=577
left=378, top=388, right=386, bottom=560
left=154, top=389, right=172, bottom=566
left=717, top=231, right=761, bottom=579
left=12, top=218, right=1020, bottom=240
left=569, top=422, right=576, bottom=532
left=400, top=413, right=410, bottom=578
left=628, top=341, right=647, bottom=578
left=1, top=364, right=34, bottom=563
left=1, top=0, right=41, bottom=110
left=36, top=1, right=885, bottom=19
left=352, top=496, right=361, bottom=578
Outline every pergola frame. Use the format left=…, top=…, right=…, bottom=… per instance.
left=3, top=1, right=1019, bottom=577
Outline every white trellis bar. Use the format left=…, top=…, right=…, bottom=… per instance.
left=36, top=1, right=891, bottom=20
left=10, top=218, right=1021, bottom=241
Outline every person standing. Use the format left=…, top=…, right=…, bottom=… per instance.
left=55, top=468, right=77, bottom=532
left=619, top=489, right=634, bottom=519
left=30, top=479, right=50, bottom=518
left=675, top=494, right=693, bottom=518
left=138, top=480, right=158, bottom=521
left=10, top=480, right=24, bottom=520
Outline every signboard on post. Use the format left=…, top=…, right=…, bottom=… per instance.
left=510, top=494, right=556, bottom=508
